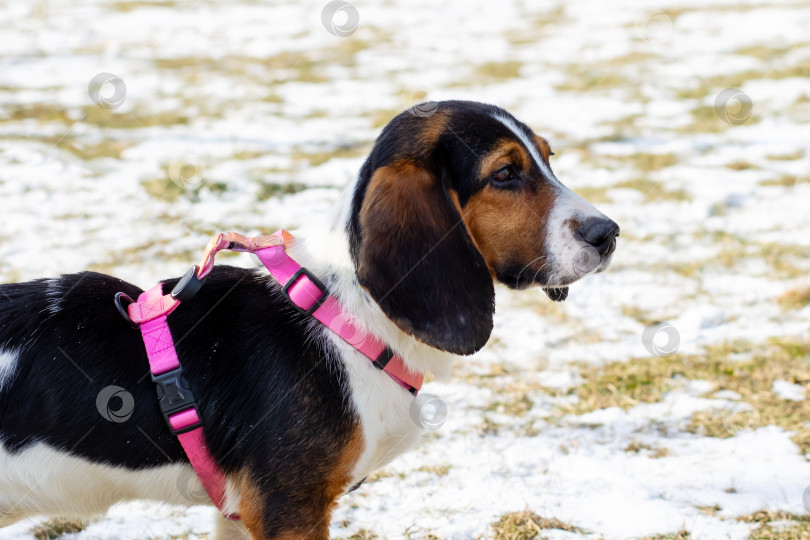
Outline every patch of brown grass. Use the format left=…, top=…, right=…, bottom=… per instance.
left=559, top=340, right=810, bottom=455
left=416, top=464, right=452, bottom=477
left=778, top=287, right=810, bottom=310
left=492, top=510, right=584, bottom=540
left=475, top=61, right=524, bottom=81
left=684, top=340, right=810, bottom=455
left=642, top=531, right=690, bottom=540
left=739, top=509, right=810, bottom=540
left=30, top=519, right=85, bottom=540
left=624, top=439, right=670, bottom=458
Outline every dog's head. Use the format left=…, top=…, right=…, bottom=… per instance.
left=347, top=101, right=619, bottom=355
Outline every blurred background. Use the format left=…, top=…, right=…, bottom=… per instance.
left=1, top=0, right=810, bottom=538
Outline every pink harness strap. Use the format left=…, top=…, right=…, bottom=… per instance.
left=131, top=283, right=236, bottom=519
left=122, top=230, right=423, bottom=520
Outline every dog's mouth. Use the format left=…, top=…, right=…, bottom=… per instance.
left=496, top=265, right=570, bottom=302
left=543, top=286, right=569, bottom=302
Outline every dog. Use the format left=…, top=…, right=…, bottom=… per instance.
left=0, top=101, right=618, bottom=539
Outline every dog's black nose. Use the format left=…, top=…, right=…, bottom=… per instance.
left=580, top=218, right=620, bottom=257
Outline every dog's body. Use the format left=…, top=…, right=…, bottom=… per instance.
left=0, top=101, right=618, bottom=539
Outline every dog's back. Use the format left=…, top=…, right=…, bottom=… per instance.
left=0, top=267, right=361, bottom=532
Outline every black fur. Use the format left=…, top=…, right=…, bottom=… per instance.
left=0, top=267, right=359, bottom=536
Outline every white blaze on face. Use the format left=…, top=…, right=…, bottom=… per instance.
left=493, top=113, right=611, bottom=285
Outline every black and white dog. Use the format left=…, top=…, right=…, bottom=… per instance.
left=0, top=101, right=618, bottom=539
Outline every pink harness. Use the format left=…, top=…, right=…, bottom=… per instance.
left=114, top=230, right=423, bottom=520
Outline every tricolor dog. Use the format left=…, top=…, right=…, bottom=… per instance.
left=0, top=101, right=619, bottom=539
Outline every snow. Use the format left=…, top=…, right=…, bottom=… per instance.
left=2, top=0, right=810, bottom=538
left=773, top=380, right=806, bottom=402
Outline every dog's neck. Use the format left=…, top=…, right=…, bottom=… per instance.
left=277, top=185, right=457, bottom=381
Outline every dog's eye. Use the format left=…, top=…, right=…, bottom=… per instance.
left=549, top=151, right=555, bottom=156
left=491, top=165, right=517, bottom=185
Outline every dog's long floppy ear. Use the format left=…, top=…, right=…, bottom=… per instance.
left=355, top=159, right=495, bottom=355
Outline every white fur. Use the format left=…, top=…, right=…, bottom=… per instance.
left=493, top=113, right=611, bottom=285
left=0, top=349, right=18, bottom=393
left=0, top=442, right=211, bottom=526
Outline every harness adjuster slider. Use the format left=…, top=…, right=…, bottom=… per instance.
left=372, top=347, right=395, bottom=370
left=281, top=267, right=328, bottom=316
left=151, top=366, right=202, bottom=435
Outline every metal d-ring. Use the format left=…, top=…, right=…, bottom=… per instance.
left=114, top=292, right=139, bottom=329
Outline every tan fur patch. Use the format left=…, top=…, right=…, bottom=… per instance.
left=462, top=183, right=555, bottom=275
left=478, top=139, right=531, bottom=178
left=532, top=134, right=553, bottom=163
left=238, top=427, right=365, bottom=540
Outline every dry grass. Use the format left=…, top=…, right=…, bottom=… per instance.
left=570, top=185, right=611, bottom=203
left=725, top=160, right=758, bottom=171
left=683, top=340, right=810, bottom=455
left=558, top=339, right=810, bottom=455
left=341, top=529, right=381, bottom=540
left=642, top=531, right=690, bottom=540
left=697, top=504, right=722, bottom=516
left=492, top=510, right=584, bottom=540
left=624, top=439, right=670, bottom=458
left=291, top=144, right=367, bottom=167
left=485, top=392, right=535, bottom=417
left=778, top=287, right=810, bottom=310
left=759, top=174, right=807, bottom=187
left=475, top=61, right=524, bottom=81
left=739, top=510, right=810, bottom=540
left=766, top=150, right=804, bottom=161
left=30, top=519, right=85, bottom=540
left=141, top=176, right=228, bottom=203
left=554, top=68, right=632, bottom=93
left=613, top=177, right=691, bottom=201
left=416, top=464, right=452, bottom=477
left=256, top=181, right=309, bottom=201
left=681, top=105, right=759, bottom=134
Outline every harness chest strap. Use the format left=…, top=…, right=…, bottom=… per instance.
left=121, top=230, right=424, bottom=519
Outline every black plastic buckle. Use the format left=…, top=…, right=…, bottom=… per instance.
left=280, top=267, right=328, bottom=316
left=151, top=366, right=202, bottom=435
left=171, top=265, right=207, bottom=303
left=114, top=292, right=139, bottom=329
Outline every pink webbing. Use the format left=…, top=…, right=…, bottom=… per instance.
left=255, top=241, right=423, bottom=393
left=125, top=229, right=423, bottom=522
left=170, top=410, right=232, bottom=518
left=128, top=283, right=236, bottom=519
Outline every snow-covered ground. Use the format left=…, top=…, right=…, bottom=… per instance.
left=2, top=0, right=810, bottom=538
